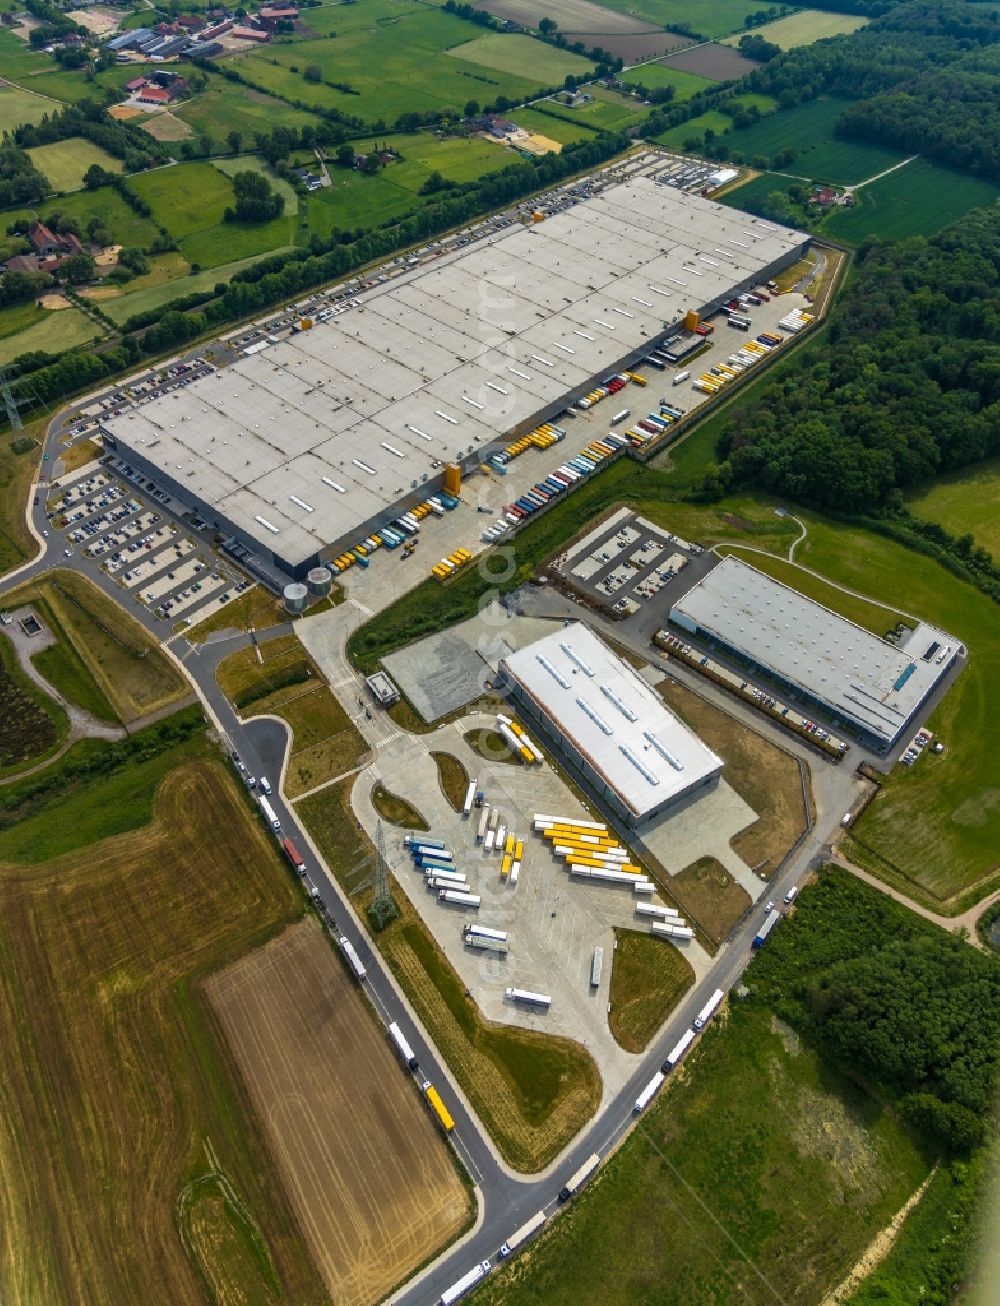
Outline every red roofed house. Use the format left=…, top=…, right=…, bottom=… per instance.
left=28, top=222, right=62, bottom=256
left=176, top=15, right=206, bottom=30
left=231, top=25, right=270, bottom=41
left=258, top=5, right=298, bottom=27
left=136, top=85, right=172, bottom=105
left=125, top=76, right=147, bottom=93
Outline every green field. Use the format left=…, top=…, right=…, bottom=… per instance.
left=101, top=251, right=293, bottom=324
left=529, top=87, right=646, bottom=132
left=174, top=79, right=318, bottom=142
left=906, top=457, right=1000, bottom=558
left=0, top=301, right=45, bottom=343
left=128, top=161, right=295, bottom=268
left=510, top=107, right=596, bottom=144
left=824, top=159, right=1000, bottom=242
left=718, top=170, right=796, bottom=218
left=0, top=85, right=58, bottom=133
left=596, top=0, right=761, bottom=39
left=212, top=155, right=299, bottom=215
left=724, top=96, right=908, bottom=183
left=619, top=61, right=714, bottom=99
left=0, top=28, right=57, bottom=79
left=722, top=9, right=867, bottom=50
left=474, top=1000, right=928, bottom=1305
left=0, top=307, right=99, bottom=366
left=306, top=175, right=419, bottom=238
left=652, top=108, right=733, bottom=148
left=446, top=32, right=594, bottom=82
left=27, top=139, right=123, bottom=194
left=240, top=6, right=591, bottom=125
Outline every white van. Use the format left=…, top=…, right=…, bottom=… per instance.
left=783, top=885, right=798, bottom=905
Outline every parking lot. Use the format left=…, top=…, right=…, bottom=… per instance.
left=48, top=464, right=249, bottom=632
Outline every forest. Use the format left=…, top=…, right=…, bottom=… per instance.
left=707, top=205, right=1000, bottom=511
left=753, top=868, right=999, bottom=1152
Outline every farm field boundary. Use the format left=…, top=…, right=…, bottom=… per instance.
left=207, top=918, right=470, bottom=1306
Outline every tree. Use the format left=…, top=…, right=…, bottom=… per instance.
left=539, top=17, right=557, bottom=35
left=304, top=64, right=322, bottom=83
left=464, top=99, right=480, bottom=117
left=335, top=143, right=355, bottom=167
left=225, top=170, right=285, bottom=223
left=83, top=163, right=108, bottom=190
left=59, top=252, right=96, bottom=284
left=564, top=74, right=577, bottom=92
left=227, top=130, right=243, bottom=155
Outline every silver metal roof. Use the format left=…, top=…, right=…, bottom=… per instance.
left=500, top=623, right=723, bottom=820
left=670, top=557, right=956, bottom=745
left=105, top=178, right=805, bottom=564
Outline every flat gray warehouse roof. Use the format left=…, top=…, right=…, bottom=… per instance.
left=103, top=178, right=806, bottom=565
left=498, top=623, right=723, bottom=821
left=670, top=557, right=956, bottom=747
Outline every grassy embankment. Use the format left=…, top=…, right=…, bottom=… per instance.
left=1, top=570, right=189, bottom=724
left=608, top=929, right=695, bottom=1053
left=216, top=634, right=367, bottom=798
left=296, top=776, right=602, bottom=1172
left=371, top=782, right=429, bottom=830
left=432, top=752, right=470, bottom=813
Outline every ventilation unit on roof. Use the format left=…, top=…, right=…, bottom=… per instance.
left=560, top=643, right=594, bottom=677
left=644, top=731, right=683, bottom=771
left=601, top=684, right=636, bottom=722
left=576, top=697, right=612, bottom=736
left=620, top=744, right=659, bottom=786
left=537, top=654, right=570, bottom=689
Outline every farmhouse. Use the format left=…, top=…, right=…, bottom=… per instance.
left=101, top=177, right=808, bottom=580
left=28, top=223, right=82, bottom=257
left=497, top=623, right=724, bottom=825
left=669, top=556, right=958, bottom=754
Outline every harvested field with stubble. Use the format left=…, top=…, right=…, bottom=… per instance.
left=476, top=0, right=660, bottom=34
left=0, top=759, right=329, bottom=1306
left=658, top=678, right=811, bottom=874
left=208, top=919, right=470, bottom=1306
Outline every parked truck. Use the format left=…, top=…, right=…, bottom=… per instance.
left=388, top=1021, right=419, bottom=1071
left=634, top=1070, right=665, bottom=1113
left=558, top=1152, right=600, bottom=1202
left=499, top=1211, right=546, bottom=1259
left=693, top=987, right=725, bottom=1031
left=440, top=1261, right=491, bottom=1305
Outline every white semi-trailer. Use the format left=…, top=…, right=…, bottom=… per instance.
left=634, top=1070, right=666, bottom=1113
left=663, top=1028, right=696, bottom=1072
left=635, top=903, right=680, bottom=919
left=258, top=795, right=281, bottom=831
left=693, top=987, right=725, bottom=1031
left=440, top=1260, right=492, bottom=1305
left=505, top=987, right=551, bottom=1008
left=462, top=781, right=477, bottom=817
left=652, top=921, right=695, bottom=940
left=388, top=1021, right=418, bottom=1070
left=337, top=935, right=366, bottom=982
left=499, top=1211, right=546, bottom=1259
left=439, top=889, right=481, bottom=907
left=590, top=946, right=604, bottom=988
left=558, top=1152, right=600, bottom=1202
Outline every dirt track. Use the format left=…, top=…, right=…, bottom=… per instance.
left=208, top=919, right=469, bottom=1306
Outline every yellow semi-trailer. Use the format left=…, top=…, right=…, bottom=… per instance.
left=421, top=1081, right=455, bottom=1132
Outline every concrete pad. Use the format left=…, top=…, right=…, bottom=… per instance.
left=634, top=778, right=762, bottom=899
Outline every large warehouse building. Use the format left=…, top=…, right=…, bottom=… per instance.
left=670, top=557, right=958, bottom=754
left=497, top=623, right=723, bottom=825
left=100, top=176, right=807, bottom=579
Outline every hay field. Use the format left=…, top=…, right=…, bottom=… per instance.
left=27, top=138, right=123, bottom=192
left=722, top=10, right=867, bottom=50
left=0, top=760, right=329, bottom=1306
left=208, top=919, right=469, bottom=1305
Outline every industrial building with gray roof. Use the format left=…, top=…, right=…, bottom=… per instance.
left=669, top=557, right=958, bottom=753
left=497, top=623, right=724, bottom=825
left=101, top=177, right=807, bottom=577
